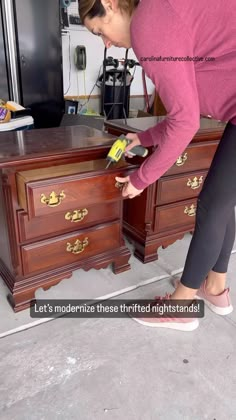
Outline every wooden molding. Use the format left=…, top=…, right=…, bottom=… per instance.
left=64, top=94, right=150, bottom=100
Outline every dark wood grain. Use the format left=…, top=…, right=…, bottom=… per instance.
left=21, top=221, right=121, bottom=275
left=154, top=199, right=198, bottom=233
left=105, top=116, right=226, bottom=140
left=18, top=202, right=120, bottom=242
left=17, top=160, right=136, bottom=218
left=164, top=142, right=218, bottom=176
left=0, top=125, right=115, bottom=168
left=0, top=125, right=134, bottom=311
left=157, top=170, right=207, bottom=205
left=105, top=117, right=226, bottom=263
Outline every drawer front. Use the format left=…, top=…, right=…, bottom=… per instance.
left=164, top=142, right=218, bottom=176
left=18, top=201, right=121, bottom=242
left=156, top=170, right=207, bottom=205
left=21, top=222, right=121, bottom=275
left=154, top=199, right=198, bottom=233
left=18, top=170, right=130, bottom=219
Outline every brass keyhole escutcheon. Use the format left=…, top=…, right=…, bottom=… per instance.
left=66, top=237, right=89, bottom=254
left=187, top=176, right=203, bottom=190
left=40, top=191, right=66, bottom=207
left=65, top=209, right=88, bottom=223
left=176, top=152, right=188, bottom=166
left=184, top=204, right=197, bottom=217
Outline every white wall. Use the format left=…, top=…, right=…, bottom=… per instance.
left=62, top=2, right=155, bottom=105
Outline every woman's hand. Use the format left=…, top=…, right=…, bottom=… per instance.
left=115, top=134, right=144, bottom=198
left=115, top=176, right=143, bottom=199
left=124, top=133, right=141, bottom=157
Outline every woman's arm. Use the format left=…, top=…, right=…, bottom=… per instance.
left=129, top=5, right=200, bottom=189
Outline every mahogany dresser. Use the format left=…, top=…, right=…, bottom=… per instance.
left=0, top=125, right=137, bottom=311
left=104, top=116, right=226, bottom=263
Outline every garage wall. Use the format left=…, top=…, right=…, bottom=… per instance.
left=62, top=2, right=155, bottom=113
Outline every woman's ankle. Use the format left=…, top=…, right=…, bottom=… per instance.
left=205, top=285, right=225, bottom=295
left=205, top=270, right=226, bottom=295
left=171, top=283, right=197, bottom=300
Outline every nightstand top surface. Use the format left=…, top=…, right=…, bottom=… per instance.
left=0, top=125, right=114, bottom=168
left=104, top=116, right=226, bottom=134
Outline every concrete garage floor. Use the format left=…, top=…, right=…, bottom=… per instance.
left=0, top=233, right=236, bottom=420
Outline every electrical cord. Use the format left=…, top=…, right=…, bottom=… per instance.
left=132, top=64, right=137, bottom=79
left=77, top=68, right=80, bottom=98
left=83, top=69, right=86, bottom=97
left=64, top=33, right=71, bottom=96
left=78, top=65, right=103, bottom=113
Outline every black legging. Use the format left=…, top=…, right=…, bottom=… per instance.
left=181, top=121, right=236, bottom=289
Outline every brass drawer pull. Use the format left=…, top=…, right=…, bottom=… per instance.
left=176, top=152, right=188, bottom=166
left=184, top=204, right=197, bottom=217
left=115, top=181, right=125, bottom=190
left=40, top=191, right=66, bottom=207
left=66, top=237, right=89, bottom=254
left=65, top=209, right=88, bottom=223
left=187, top=176, right=203, bottom=190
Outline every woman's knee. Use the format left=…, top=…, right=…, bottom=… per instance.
left=195, top=197, right=232, bottom=230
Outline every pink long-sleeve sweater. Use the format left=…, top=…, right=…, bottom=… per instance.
left=129, top=0, right=236, bottom=190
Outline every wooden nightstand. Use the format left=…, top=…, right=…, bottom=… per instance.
left=104, top=117, right=226, bottom=263
left=0, top=125, right=138, bottom=311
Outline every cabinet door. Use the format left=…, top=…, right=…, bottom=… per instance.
left=14, top=0, right=64, bottom=127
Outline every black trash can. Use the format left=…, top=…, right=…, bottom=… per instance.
left=100, top=69, right=131, bottom=120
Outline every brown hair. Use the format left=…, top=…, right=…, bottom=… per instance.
left=79, top=0, right=140, bottom=24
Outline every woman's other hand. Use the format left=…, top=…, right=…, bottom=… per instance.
left=115, top=176, right=144, bottom=199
